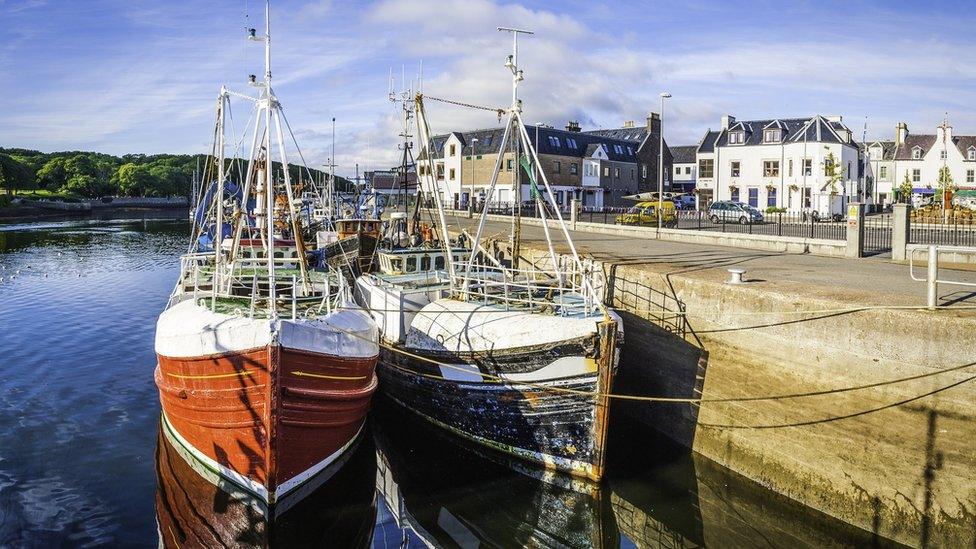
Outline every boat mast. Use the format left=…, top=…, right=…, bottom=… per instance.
left=214, top=88, right=227, bottom=294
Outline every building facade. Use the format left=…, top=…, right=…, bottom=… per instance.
left=418, top=122, right=643, bottom=209
left=694, top=115, right=862, bottom=214
left=865, top=121, right=976, bottom=207
left=669, top=145, right=697, bottom=193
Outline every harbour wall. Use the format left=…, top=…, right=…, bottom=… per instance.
left=518, top=245, right=976, bottom=548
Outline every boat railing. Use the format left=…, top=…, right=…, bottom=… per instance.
left=451, top=263, right=599, bottom=316
left=172, top=253, right=342, bottom=319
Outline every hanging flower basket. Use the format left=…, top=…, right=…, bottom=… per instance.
left=789, top=184, right=799, bottom=191
left=765, top=184, right=776, bottom=191
left=728, top=185, right=738, bottom=192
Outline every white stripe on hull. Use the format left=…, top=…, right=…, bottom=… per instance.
left=160, top=411, right=364, bottom=507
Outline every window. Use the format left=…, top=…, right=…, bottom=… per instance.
left=436, top=165, right=444, bottom=179
left=803, top=159, right=812, bottom=176
left=803, top=187, right=811, bottom=208
left=912, top=148, right=922, bottom=160
left=729, top=131, right=744, bottom=145
left=767, top=188, right=777, bottom=207
left=553, top=161, right=561, bottom=174
left=641, top=165, right=648, bottom=178
left=763, top=160, right=780, bottom=177
left=406, top=256, right=417, bottom=272
left=570, top=163, right=578, bottom=175
left=603, top=166, right=610, bottom=177
left=968, top=170, right=975, bottom=184
left=449, top=168, right=456, bottom=180
left=731, top=187, right=740, bottom=201
left=880, top=166, right=888, bottom=180
left=699, top=159, right=714, bottom=178
left=675, top=166, right=681, bottom=175
left=627, top=146, right=634, bottom=155
left=847, top=162, right=851, bottom=178
left=748, top=187, right=759, bottom=207
left=435, top=256, right=445, bottom=269
left=731, top=161, right=741, bottom=178
left=506, top=159, right=513, bottom=171
left=763, top=129, right=781, bottom=143
left=941, top=150, right=948, bottom=160
left=912, top=169, right=921, bottom=183
left=969, top=148, right=976, bottom=161
left=566, top=138, right=578, bottom=148
left=614, top=167, right=620, bottom=178
left=823, top=158, right=833, bottom=176
left=420, top=256, right=431, bottom=271
left=685, top=167, right=691, bottom=174
left=484, top=135, right=493, bottom=148
left=788, top=159, right=793, bottom=177
left=449, top=144, right=456, bottom=156
left=614, top=144, right=623, bottom=154
left=548, top=136, right=561, bottom=148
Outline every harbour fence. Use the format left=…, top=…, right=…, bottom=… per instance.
left=909, top=218, right=976, bottom=247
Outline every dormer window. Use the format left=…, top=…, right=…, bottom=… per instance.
left=763, top=129, right=781, bottom=143
left=968, top=147, right=975, bottom=161
left=912, top=147, right=922, bottom=160
left=729, top=131, right=745, bottom=145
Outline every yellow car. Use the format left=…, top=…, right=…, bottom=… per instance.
left=615, top=201, right=677, bottom=227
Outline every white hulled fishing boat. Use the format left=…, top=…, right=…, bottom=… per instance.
left=356, top=32, right=622, bottom=481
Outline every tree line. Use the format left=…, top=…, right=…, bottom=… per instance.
left=0, top=148, right=350, bottom=199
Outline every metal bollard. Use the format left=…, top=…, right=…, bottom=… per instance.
left=927, top=244, right=938, bottom=309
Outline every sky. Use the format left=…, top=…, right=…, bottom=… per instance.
left=3, top=0, right=976, bottom=178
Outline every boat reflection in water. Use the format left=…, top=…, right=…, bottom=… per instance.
left=154, top=421, right=377, bottom=548
left=372, top=398, right=619, bottom=548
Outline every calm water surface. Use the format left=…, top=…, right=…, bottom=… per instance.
left=0, top=214, right=894, bottom=547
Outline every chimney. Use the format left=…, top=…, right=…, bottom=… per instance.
left=622, top=120, right=635, bottom=129
left=938, top=121, right=953, bottom=141
left=895, top=122, right=908, bottom=146
left=721, top=115, right=735, bottom=130
left=647, top=112, right=661, bottom=135
left=565, top=120, right=581, bottom=132
left=826, top=115, right=843, bottom=123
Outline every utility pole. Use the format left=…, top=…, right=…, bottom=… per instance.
left=658, top=92, right=671, bottom=229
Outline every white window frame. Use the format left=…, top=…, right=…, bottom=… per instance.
left=912, top=169, right=921, bottom=183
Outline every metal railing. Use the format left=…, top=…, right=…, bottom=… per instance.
left=452, top=261, right=600, bottom=317
left=910, top=217, right=976, bottom=247
left=908, top=244, right=976, bottom=308
left=168, top=252, right=345, bottom=319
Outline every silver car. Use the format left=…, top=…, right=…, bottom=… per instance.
left=708, top=201, right=764, bottom=224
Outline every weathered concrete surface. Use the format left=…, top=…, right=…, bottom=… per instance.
left=454, top=217, right=976, bottom=548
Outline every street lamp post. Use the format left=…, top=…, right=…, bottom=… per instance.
left=468, top=138, right=478, bottom=218
left=658, top=92, right=671, bottom=229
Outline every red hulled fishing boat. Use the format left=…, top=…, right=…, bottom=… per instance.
left=154, top=1, right=378, bottom=508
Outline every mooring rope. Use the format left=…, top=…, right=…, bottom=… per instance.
left=423, top=94, right=507, bottom=118
left=313, top=313, right=976, bottom=407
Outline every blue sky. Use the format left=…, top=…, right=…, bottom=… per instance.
left=3, top=0, right=976, bottom=177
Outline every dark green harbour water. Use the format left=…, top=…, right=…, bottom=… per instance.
left=0, top=213, right=898, bottom=547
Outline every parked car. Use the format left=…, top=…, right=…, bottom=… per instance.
left=674, top=195, right=696, bottom=210
left=708, top=201, right=764, bottom=224
left=615, top=200, right=677, bottom=227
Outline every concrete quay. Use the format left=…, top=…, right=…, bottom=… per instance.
left=449, top=215, right=976, bottom=548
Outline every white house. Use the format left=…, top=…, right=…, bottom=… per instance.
left=669, top=145, right=697, bottom=194
left=865, top=120, right=976, bottom=207
left=695, top=115, right=862, bottom=215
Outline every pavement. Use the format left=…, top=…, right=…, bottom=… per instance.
left=443, top=213, right=976, bottom=311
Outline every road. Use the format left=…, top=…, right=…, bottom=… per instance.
left=442, top=212, right=976, bottom=309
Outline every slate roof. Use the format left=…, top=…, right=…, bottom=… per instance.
left=889, top=133, right=976, bottom=161
left=697, top=130, right=721, bottom=154
left=584, top=127, right=648, bottom=142
left=426, top=125, right=640, bottom=163
left=696, top=116, right=855, bottom=151
left=669, top=145, right=697, bottom=164
left=866, top=140, right=896, bottom=160
left=367, top=169, right=417, bottom=190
